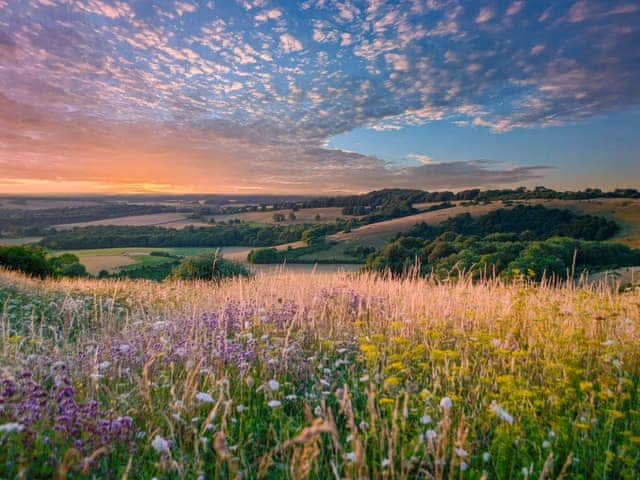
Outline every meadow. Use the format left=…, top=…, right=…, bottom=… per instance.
left=1, top=269, right=639, bottom=479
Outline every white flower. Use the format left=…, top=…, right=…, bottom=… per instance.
left=439, top=397, right=452, bottom=410
left=267, top=400, right=281, bottom=408
left=195, top=392, right=214, bottom=403
left=98, top=361, right=111, bottom=370
left=152, top=435, right=170, bottom=453
left=425, top=429, right=437, bottom=441
left=542, top=440, right=551, bottom=449
left=268, top=379, right=280, bottom=391
left=359, top=375, right=369, bottom=382
left=0, top=422, right=24, bottom=433
left=482, top=452, right=490, bottom=462
left=490, top=401, right=514, bottom=424
left=345, top=452, right=357, bottom=462
left=420, top=414, right=432, bottom=425
left=314, top=406, right=323, bottom=416
left=236, top=404, right=247, bottom=413
left=119, top=344, right=131, bottom=353
left=381, top=458, right=390, bottom=468
left=455, top=447, right=467, bottom=458
left=460, top=461, right=468, bottom=471
left=522, top=467, right=529, bottom=477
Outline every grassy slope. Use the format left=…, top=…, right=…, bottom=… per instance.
left=0, top=270, right=639, bottom=478
left=330, top=198, right=640, bottom=248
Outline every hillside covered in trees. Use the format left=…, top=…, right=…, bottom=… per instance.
left=366, top=205, right=638, bottom=279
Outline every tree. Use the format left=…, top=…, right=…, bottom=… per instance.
left=288, top=212, right=297, bottom=221
left=0, top=246, right=51, bottom=278
left=272, top=213, right=286, bottom=222
left=170, top=252, right=249, bottom=281
left=247, top=248, right=282, bottom=264
left=302, top=227, right=325, bottom=245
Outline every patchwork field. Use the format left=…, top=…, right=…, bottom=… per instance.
left=210, top=207, right=356, bottom=225
left=56, top=245, right=358, bottom=275
left=1, top=269, right=638, bottom=478
left=53, top=212, right=211, bottom=230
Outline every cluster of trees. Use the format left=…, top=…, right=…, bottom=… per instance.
left=0, top=246, right=87, bottom=278
left=435, top=205, right=618, bottom=241
left=365, top=205, right=633, bottom=280
left=367, top=234, right=640, bottom=280
left=271, top=212, right=297, bottom=222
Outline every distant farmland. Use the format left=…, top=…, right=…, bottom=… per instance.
left=210, top=206, right=356, bottom=225
left=54, top=212, right=211, bottom=230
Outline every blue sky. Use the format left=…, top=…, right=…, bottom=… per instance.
left=0, top=0, right=638, bottom=193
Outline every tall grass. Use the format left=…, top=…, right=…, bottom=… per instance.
left=0, top=268, right=639, bottom=478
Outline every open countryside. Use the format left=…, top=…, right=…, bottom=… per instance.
left=2, top=1, right=640, bottom=478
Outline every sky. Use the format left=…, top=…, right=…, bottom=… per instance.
left=0, top=0, right=639, bottom=194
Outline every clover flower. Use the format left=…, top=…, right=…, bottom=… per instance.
left=195, top=392, right=214, bottom=403
left=439, top=396, right=452, bottom=410
left=267, top=379, right=280, bottom=391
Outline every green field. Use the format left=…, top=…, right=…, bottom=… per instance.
left=54, top=247, right=232, bottom=275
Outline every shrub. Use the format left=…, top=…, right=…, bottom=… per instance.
left=170, top=252, right=249, bottom=280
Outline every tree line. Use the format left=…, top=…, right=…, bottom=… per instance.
left=37, top=222, right=354, bottom=250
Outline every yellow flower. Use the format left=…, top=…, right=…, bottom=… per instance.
left=607, top=409, right=625, bottom=420
left=384, top=376, right=401, bottom=389
left=385, top=361, right=405, bottom=372
left=579, top=381, right=594, bottom=393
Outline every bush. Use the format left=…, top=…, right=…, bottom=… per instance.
left=247, top=248, right=283, bottom=264
left=170, top=252, right=249, bottom=281
left=0, top=246, right=51, bottom=278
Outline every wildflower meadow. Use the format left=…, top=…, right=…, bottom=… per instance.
left=1, top=268, right=639, bottom=479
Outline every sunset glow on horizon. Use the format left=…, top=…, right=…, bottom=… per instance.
left=1, top=0, right=639, bottom=194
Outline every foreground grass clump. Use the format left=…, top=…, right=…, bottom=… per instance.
left=1, top=269, right=639, bottom=479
